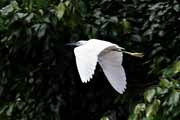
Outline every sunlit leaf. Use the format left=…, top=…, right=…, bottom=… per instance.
left=55, top=2, right=66, bottom=20
left=160, top=79, right=171, bottom=88
left=144, top=89, right=155, bottom=103
left=134, top=103, right=146, bottom=114
left=100, top=116, right=110, bottom=120
left=120, top=18, right=131, bottom=33
left=6, top=104, right=14, bottom=116
left=162, top=61, right=180, bottom=78
left=37, top=24, right=47, bottom=39
left=0, top=1, right=19, bottom=16
left=25, top=13, right=34, bottom=23
left=167, top=90, right=180, bottom=106
left=146, top=99, right=160, bottom=118
left=173, top=61, right=180, bottom=74
left=173, top=4, right=180, bottom=12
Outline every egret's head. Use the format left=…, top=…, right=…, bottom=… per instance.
left=66, top=40, right=88, bottom=46
left=75, top=40, right=88, bottom=46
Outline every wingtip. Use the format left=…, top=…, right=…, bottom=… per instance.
left=117, top=84, right=127, bottom=94
left=81, top=77, right=91, bottom=83
left=118, top=89, right=126, bottom=94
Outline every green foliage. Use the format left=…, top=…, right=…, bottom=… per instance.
left=142, top=1, right=180, bottom=76
left=0, top=1, right=68, bottom=119
left=129, top=61, right=180, bottom=120
left=0, top=0, right=180, bottom=120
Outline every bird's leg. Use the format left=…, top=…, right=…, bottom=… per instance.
left=116, top=49, right=144, bottom=58
left=122, top=51, right=144, bottom=58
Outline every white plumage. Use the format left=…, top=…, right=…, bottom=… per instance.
left=73, top=39, right=126, bottom=94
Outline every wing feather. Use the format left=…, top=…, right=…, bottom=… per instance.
left=74, top=46, right=98, bottom=83
left=98, top=51, right=126, bottom=94
left=74, top=39, right=125, bottom=87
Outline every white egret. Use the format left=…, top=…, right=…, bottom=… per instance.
left=68, top=39, right=143, bottom=94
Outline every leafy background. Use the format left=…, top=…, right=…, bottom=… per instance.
left=0, top=0, right=180, bottom=120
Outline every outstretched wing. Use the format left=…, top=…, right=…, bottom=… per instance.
left=74, top=39, right=116, bottom=83
left=98, top=50, right=126, bottom=94
left=74, top=45, right=98, bottom=83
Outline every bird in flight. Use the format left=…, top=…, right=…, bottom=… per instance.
left=67, top=39, right=143, bottom=94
